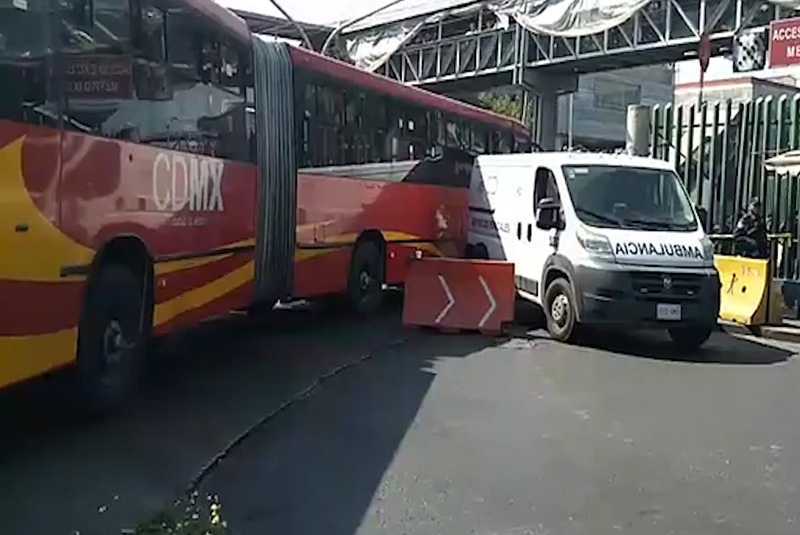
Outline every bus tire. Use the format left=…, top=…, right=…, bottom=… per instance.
left=77, top=264, right=147, bottom=411
left=668, top=325, right=713, bottom=351
left=544, top=277, right=579, bottom=343
left=347, top=240, right=385, bottom=315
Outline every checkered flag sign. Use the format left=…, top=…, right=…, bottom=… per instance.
left=733, top=29, right=767, bottom=72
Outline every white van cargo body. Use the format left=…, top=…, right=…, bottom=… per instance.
left=468, top=152, right=720, bottom=349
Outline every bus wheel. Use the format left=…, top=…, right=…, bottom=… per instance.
left=544, top=278, right=579, bottom=343
left=77, top=264, right=147, bottom=410
left=348, top=240, right=385, bottom=315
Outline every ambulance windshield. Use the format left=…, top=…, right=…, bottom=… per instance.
left=563, top=165, right=698, bottom=232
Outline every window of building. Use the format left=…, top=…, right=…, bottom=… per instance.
left=593, top=79, right=641, bottom=111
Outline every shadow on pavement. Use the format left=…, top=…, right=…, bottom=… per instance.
left=197, top=328, right=494, bottom=535
left=579, top=327, right=794, bottom=365
left=0, top=295, right=495, bottom=535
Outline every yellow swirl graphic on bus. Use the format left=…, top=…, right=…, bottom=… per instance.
left=0, top=138, right=95, bottom=281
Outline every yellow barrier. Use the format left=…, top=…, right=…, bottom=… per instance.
left=715, top=255, right=782, bottom=326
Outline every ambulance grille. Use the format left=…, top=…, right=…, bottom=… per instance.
left=631, top=272, right=703, bottom=301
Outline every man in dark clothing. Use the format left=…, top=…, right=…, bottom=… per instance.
left=733, top=198, right=769, bottom=259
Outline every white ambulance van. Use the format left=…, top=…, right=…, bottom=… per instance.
left=468, top=152, right=720, bottom=349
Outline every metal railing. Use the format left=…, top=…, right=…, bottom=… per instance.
left=709, top=233, right=795, bottom=279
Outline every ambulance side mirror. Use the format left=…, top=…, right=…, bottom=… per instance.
left=536, top=198, right=562, bottom=230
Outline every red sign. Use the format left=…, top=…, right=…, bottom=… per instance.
left=64, top=54, right=133, bottom=99
left=770, top=17, right=800, bottom=68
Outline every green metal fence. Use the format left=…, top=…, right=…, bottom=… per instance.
left=650, top=96, right=800, bottom=280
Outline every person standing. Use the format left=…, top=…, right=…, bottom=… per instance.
left=733, top=198, right=769, bottom=259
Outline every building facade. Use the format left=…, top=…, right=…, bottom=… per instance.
left=556, top=64, right=674, bottom=151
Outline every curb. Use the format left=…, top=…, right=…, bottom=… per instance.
left=719, top=321, right=800, bottom=344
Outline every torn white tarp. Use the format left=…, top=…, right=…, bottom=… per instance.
left=344, top=3, right=484, bottom=72
left=491, top=0, right=652, bottom=38
left=344, top=16, right=428, bottom=73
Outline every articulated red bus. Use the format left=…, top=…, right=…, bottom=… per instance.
left=0, top=0, right=529, bottom=405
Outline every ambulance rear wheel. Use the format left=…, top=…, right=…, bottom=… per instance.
left=544, top=278, right=579, bottom=343
left=77, top=264, right=147, bottom=411
left=668, top=325, right=713, bottom=351
left=348, top=240, right=385, bottom=315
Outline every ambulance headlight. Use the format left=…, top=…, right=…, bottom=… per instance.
left=577, top=228, right=614, bottom=260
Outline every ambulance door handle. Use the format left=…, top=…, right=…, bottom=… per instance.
left=516, top=222, right=522, bottom=240
left=527, top=223, right=532, bottom=242
left=15, top=223, right=29, bottom=233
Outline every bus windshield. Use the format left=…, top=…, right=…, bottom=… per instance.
left=563, top=165, right=698, bottom=232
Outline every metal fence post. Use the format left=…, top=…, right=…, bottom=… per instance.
left=708, top=102, right=720, bottom=229
left=662, top=103, right=673, bottom=162
left=697, top=103, right=708, bottom=208
left=734, top=101, right=751, bottom=220
left=718, top=100, right=731, bottom=232
left=674, top=105, right=684, bottom=171
left=651, top=105, right=660, bottom=158
left=685, top=105, right=695, bottom=191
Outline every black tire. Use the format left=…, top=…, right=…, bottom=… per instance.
left=668, top=325, right=713, bottom=351
left=77, top=264, right=148, bottom=411
left=347, top=240, right=385, bottom=315
left=544, top=278, right=579, bottom=343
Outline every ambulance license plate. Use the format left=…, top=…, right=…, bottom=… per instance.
left=657, top=303, right=682, bottom=321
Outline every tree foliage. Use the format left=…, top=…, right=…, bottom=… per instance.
left=478, top=93, right=523, bottom=121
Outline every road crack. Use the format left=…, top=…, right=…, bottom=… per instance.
left=185, top=336, right=409, bottom=492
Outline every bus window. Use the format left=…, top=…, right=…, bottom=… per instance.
left=427, top=110, right=444, bottom=152
left=499, top=131, right=513, bottom=153
left=446, top=118, right=469, bottom=149
left=472, top=124, right=487, bottom=154
left=0, top=0, right=57, bottom=126
left=56, top=0, right=255, bottom=163
left=135, top=3, right=166, bottom=63
left=364, top=91, right=387, bottom=163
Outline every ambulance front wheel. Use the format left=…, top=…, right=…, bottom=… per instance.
left=544, top=278, right=579, bottom=343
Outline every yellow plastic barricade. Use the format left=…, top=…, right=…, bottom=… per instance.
left=715, top=255, right=781, bottom=326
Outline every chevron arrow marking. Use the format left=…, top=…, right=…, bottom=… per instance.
left=435, top=274, right=455, bottom=323
left=478, top=275, right=496, bottom=328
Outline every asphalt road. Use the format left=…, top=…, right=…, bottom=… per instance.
left=3, top=299, right=800, bottom=535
